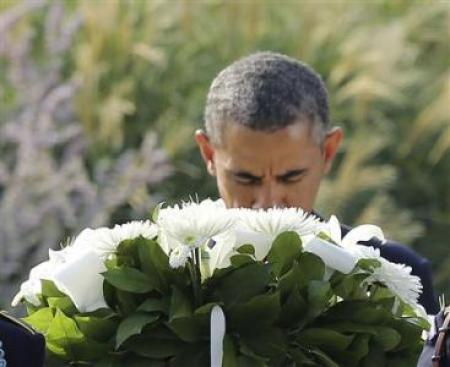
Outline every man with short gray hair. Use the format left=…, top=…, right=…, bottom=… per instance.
left=195, top=51, right=439, bottom=314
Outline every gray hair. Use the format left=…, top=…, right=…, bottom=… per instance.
left=204, top=51, right=330, bottom=145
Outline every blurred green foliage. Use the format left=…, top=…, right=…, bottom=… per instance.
left=0, top=0, right=449, bottom=300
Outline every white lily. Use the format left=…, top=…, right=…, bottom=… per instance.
left=324, top=215, right=385, bottom=249
left=206, top=230, right=239, bottom=274
left=303, top=238, right=357, bottom=275
left=51, top=247, right=108, bottom=312
left=11, top=247, right=73, bottom=307
left=13, top=220, right=158, bottom=312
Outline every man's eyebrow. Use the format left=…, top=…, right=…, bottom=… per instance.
left=231, top=170, right=263, bottom=181
left=276, top=169, right=308, bottom=180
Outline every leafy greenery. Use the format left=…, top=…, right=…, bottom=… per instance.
left=22, top=234, right=428, bottom=366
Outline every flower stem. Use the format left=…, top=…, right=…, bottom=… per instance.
left=189, top=248, right=203, bottom=307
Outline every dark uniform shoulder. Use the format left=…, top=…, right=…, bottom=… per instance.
left=0, top=311, right=46, bottom=367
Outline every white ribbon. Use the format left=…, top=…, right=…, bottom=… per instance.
left=210, top=305, right=225, bottom=367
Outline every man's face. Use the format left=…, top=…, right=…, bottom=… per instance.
left=196, top=121, right=342, bottom=211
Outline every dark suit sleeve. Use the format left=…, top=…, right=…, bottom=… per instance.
left=379, top=241, right=440, bottom=314
left=0, top=314, right=46, bottom=367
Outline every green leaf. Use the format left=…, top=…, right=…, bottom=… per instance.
left=123, top=355, right=166, bottom=367
left=168, top=315, right=200, bottom=342
left=278, top=254, right=326, bottom=301
left=289, top=347, right=315, bottom=365
left=128, top=337, right=185, bottom=358
left=267, top=231, right=302, bottom=277
left=151, top=202, right=164, bottom=222
left=169, top=286, right=193, bottom=320
left=167, top=286, right=200, bottom=341
left=47, top=296, right=78, bottom=315
left=237, top=244, right=256, bottom=256
left=230, top=254, right=255, bottom=267
left=236, top=356, right=267, bottom=367
left=327, top=321, right=380, bottom=335
left=229, top=292, right=280, bottom=331
left=115, top=312, right=159, bottom=349
left=212, top=263, right=271, bottom=306
left=307, top=280, right=332, bottom=319
left=307, top=349, right=340, bottom=367
left=41, top=279, right=66, bottom=298
left=137, top=238, right=169, bottom=292
left=296, top=328, right=354, bottom=351
left=279, top=286, right=307, bottom=327
left=117, top=239, right=140, bottom=268
left=169, top=341, right=209, bottom=366
left=22, top=307, right=54, bottom=334
left=296, top=252, right=326, bottom=288
left=194, top=302, right=220, bottom=315
left=360, top=342, right=385, bottom=367
left=278, top=260, right=302, bottom=298
left=357, top=258, right=382, bottom=272
left=241, top=326, right=287, bottom=358
left=74, top=315, right=118, bottom=342
left=104, top=254, right=118, bottom=270
left=137, top=297, right=169, bottom=314
left=116, top=289, right=139, bottom=315
left=373, top=327, right=401, bottom=351
left=103, top=267, right=155, bottom=293
left=223, top=335, right=238, bottom=367
left=332, top=273, right=370, bottom=299
left=45, top=309, right=85, bottom=360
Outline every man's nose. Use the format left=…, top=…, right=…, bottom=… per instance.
left=251, top=183, right=286, bottom=209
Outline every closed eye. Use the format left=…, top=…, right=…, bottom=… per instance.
left=277, top=169, right=308, bottom=184
left=232, top=171, right=263, bottom=186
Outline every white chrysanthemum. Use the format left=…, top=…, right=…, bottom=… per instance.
left=112, top=220, right=158, bottom=243
left=363, top=257, right=423, bottom=308
left=169, top=245, right=191, bottom=269
left=229, top=207, right=321, bottom=260
left=72, top=220, right=158, bottom=258
left=237, top=207, right=321, bottom=237
left=157, top=200, right=235, bottom=249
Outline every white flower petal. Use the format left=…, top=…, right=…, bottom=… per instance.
left=72, top=221, right=158, bottom=259
left=233, top=228, right=272, bottom=261
left=207, top=231, right=237, bottom=273
left=342, top=224, right=385, bottom=248
left=363, top=257, right=422, bottom=308
left=236, top=207, right=321, bottom=238
left=304, top=238, right=357, bottom=274
left=158, top=200, right=235, bottom=246
left=52, top=248, right=108, bottom=313
left=328, top=215, right=342, bottom=244
left=169, top=245, right=191, bottom=268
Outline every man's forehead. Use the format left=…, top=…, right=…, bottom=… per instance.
left=219, top=122, right=317, bottom=159
left=220, top=120, right=315, bottom=145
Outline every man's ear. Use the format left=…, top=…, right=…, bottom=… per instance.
left=195, top=129, right=216, bottom=176
left=323, top=127, right=343, bottom=174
